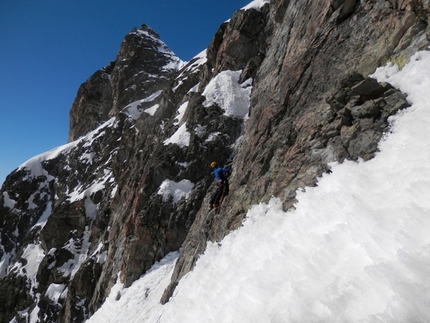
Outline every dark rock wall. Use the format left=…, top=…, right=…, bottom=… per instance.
left=1, top=1, right=430, bottom=322
left=68, top=63, right=114, bottom=142
left=161, top=0, right=430, bottom=302
left=232, top=0, right=427, bottom=211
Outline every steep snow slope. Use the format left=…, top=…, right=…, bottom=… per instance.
left=88, top=51, right=430, bottom=322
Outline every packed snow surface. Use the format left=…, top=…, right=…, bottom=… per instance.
left=175, top=50, right=207, bottom=81
left=11, top=243, right=45, bottom=295
left=202, top=70, right=252, bottom=118
left=163, top=123, right=191, bottom=148
left=87, top=51, right=430, bottom=322
left=45, top=283, right=67, bottom=305
left=2, top=192, right=16, bottom=209
left=165, top=69, right=252, bottom=148
left=157, top=179, right=195, bottom=205
left=124, top=91, right=162, bottom=119
left=174, top=101, right=188, bottom=125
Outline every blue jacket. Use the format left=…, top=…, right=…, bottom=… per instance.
left=213, top=166, right=231, bottom=181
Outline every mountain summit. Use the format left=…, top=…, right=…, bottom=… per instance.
left=69, top=24, right=184, bottom=142
left=1, top=0, right=430, bottom=322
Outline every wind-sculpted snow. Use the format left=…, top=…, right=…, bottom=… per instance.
left=87, top=252, right=180, bottom=323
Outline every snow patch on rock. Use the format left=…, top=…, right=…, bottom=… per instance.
left=202, top=70, right=252, bottom=118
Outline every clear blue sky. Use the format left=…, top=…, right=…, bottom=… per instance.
left=0, top=0, right=251, bottom=186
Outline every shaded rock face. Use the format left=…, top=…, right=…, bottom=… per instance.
left=205, top=6, right=269, bottom=80
left=0, top=1, right=429, bottom=322
left=68, top=63, right=114, bottom=142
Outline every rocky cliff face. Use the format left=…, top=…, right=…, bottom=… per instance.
left=1, top=0, right=429, bottom=322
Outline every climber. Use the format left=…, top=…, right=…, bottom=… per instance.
left=209, top=161, right=231, bottom=209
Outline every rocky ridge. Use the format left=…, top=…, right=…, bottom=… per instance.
left=1, top=0, right=430, bottom=322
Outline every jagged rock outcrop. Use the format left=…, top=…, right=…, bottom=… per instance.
left=1, top=0, right=430, bottom=322
left=108, top=24, right=183, bottom=116
left=68, top=24, right=183, bottom=142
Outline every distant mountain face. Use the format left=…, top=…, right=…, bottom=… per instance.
left=1, top=0, right=429, bottom=322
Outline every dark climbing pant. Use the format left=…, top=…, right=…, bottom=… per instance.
left=210, top=180, right=229, bottom=205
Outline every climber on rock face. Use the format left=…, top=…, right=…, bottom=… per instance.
left=209, top=161, right=231, bottom=209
